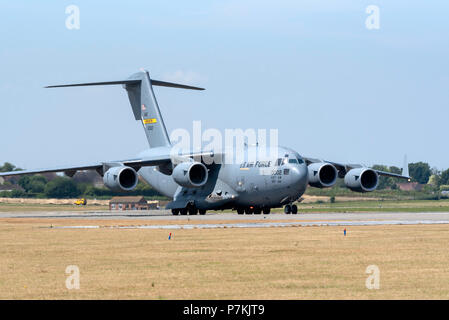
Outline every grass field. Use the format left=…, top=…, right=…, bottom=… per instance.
left=0, top=203, right=108, bottom=212
left=1, top=218, right=449, bottom=299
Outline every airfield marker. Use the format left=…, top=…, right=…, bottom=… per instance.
left=344, top=228, right=346, bottom=236
left=168, top=232, right=172, bottom=240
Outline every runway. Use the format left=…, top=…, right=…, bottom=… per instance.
left=2, top=210, right=449, bottom=229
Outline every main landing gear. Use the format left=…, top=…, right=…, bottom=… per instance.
left=263, top=207, right=271, bottom=215
left=236, top=207, right=271, bottom=215
left=171, top=204, right=206, bottom=216
left=284, top=204, right=298, bottom=214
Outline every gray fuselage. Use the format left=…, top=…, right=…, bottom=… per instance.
left=138, top=146, right=308, bottom=210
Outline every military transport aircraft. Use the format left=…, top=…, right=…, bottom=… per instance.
left=0, top=70, right=410, bottom=215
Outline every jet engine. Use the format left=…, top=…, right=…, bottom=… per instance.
left=172, top=162, right=208, bottom=188
left=103, top=166, right=139, bottom=191
left=344, top=168, right=378, bottom=192
left=307, top=162, right=338, bottom=188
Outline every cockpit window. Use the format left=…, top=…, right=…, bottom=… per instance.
left=296, top=157, right=304, bottom=164
left=288, top=159, right=298, bottom=164
left=276, top=158, right=289, bottom=166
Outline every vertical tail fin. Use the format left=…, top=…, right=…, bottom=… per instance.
left=125, top=71, right=171, bottom=148
left=46, top=70, right=204, bottom=149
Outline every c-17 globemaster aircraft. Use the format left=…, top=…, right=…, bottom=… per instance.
left=0, top=70, right=411, bottom=215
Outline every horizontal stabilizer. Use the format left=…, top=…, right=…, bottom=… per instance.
left=45, top=80, right=140, bottom=88
left=44, top=70, right=204, bottom=148
left=45, top=79, right=204, bottom=90
left=151, top=80, right=204, bottom=90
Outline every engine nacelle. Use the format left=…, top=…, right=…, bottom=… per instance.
left=172, top=162, right=208, bottom=188
left=103, top=166, right=138, bottom=191
left=308, top=162, right=338, bottom=188
left=344, top=168, right=378, bottom=192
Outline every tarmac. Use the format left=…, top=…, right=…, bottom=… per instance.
left=2, top=210, right=449, bottom=229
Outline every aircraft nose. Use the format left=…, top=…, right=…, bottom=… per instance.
left=290, top=165, right=307, bottom=184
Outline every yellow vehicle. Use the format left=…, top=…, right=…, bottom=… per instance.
left=74, top=198, right=87, bottom=206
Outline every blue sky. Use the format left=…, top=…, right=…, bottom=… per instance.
left=0, top=1, right=448, bottom=170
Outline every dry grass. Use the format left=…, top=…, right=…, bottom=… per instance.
left=1, top=218, right=449, bottom=299
left=0, top=203, right=108, bottom=212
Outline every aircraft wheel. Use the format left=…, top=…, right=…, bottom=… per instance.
left=263, top=208, right=271, bottom=214
left=244, top=207, right=253, bottom=215
left=180, top=208, right=188, bottom=215
left=284, top=205, right=291, bottom=214
left=199, top=209, right=206, bottom=215
left=237, top=208, right=244, bottom=215
left=254, top=207, right=262, bottom=214
left=291, top=204, right=298, bottom=214
left=171, top=209, right=179, bottom=216
left=188, top=206, right=198, bottom=215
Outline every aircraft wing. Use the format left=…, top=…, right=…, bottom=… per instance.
left=0, top=150, right=217, bottom=177
left=303, top=157, right=411, bottom=180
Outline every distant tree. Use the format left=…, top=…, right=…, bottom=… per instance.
left=409, top=162, right=431, bottom=184
left=83, top=185, right=96, bottom=197
left=372, top=164, right=400, bottom=190
left=389, top=166, right=402, bottom=175
left=11, top=189, right=27, bottom=198
left=44, top=177, right=80, bottom=198
left=440, top=169, right=449, bottom=186
left=18, top=175, right=48, bottom=193
left=372, top=165, right=390, bottom=190
left=0, top=162, right=17, bottom=172
left=0, top=163, right=23, bottom=185
left=18, top=176, right=31, bottom=191
left=431, top=167, right=441, bottom=176
left=28, top=180, right=46, bottom=193
left=31, top=175, right=47, bottom=185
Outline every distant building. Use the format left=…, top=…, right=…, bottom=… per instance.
left=0, top=177, right=4, bottom=185
left=109, top=196, right=159, bottom=211
left=397, top=182, right=424, bottom=191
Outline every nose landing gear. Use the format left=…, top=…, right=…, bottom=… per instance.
left=284, top=204, right=298, bottom=214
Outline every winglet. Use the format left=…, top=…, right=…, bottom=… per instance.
left=402, top=154, right=410, bottom=180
